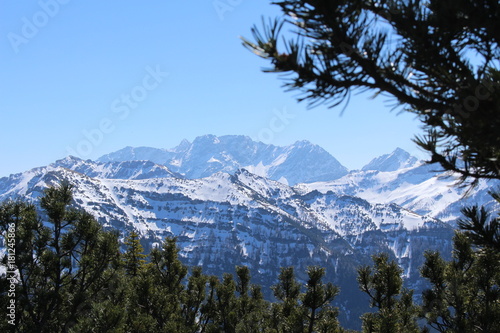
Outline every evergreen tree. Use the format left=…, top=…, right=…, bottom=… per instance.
left=245, top=284, right=269, bottom=332
left=0, top=181, right=121, bottom=332
left=421, top=232, right=500, bottom=332
left=182, top=266, right=208, bottom=332
left=302, top=266, right=340, bottom=333
left=122, top=230, right=148, bottom=277
left=124, top=268, right=158, bottom=333
left=120, top=231, right=155, bottom=332
left=357, top=254, right=419, bottom=333
left=0, top=199, right=39, bottom=332
left=270, top=266, right=342, bottom=333
left=271, top=266, right=305, bottom=333
left=69, top=270, right=128, bottom=333
left=457, top=190, right=500, bottom=250
left=234, top=266, right=269, bottom=333
left=235, top=266, right=251, bottom=316
left=242, top=0, right=500, bottom=184
left=199, top=275, right=221, bottom=333
left=105, top=236, right=191, bottom=333
left=215, top=273, right=238, bottom=333
left=147, top=237, right=189, bottom=332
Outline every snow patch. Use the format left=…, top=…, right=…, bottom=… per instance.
left=207, top=157, right=221, bottom=164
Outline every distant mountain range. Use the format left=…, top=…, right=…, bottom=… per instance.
left=0, top=135, right=497, bottom=329
left=98, top=134, right=349, bottom=185
left=93, top=134, right=496, bottom=223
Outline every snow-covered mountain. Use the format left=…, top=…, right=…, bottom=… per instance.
left=97, top=136, right=499, bottom=223
left=0, top=152, right=456, bottom=328
left=1, top=137, right=495, bottom=274
left=98, top=135, right=348, bottom=185
left=362, top=147, right=419, bottom=172
left=1, top=135, right=498, bottom=328
left=0, top=160, right=450, bottom=267
left=56, top=156, right=183, bottom=180
left=299, top=152, right=498, bottom=223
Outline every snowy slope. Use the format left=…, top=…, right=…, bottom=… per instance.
left=298, top=160, right=499, bottom=224
left=55, top=156, right=182, bottom=180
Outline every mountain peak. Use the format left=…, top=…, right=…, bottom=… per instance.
left=193, top=134, right=220, bottom=144
left=362, top=148, right=419, bottom=172
left=173, top=139, right=191, bottom=153
left=292, top=139, right=313, bottom=146
left=55, top=155, right=85, bottom=165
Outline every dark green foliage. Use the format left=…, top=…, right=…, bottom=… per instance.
left=192, top=266, right=271, bottom=333
left=357, top=254, right=420, bottom=333
left=70, top=298, right=127, bottom=333
left=183, top=266, right=208, bottom=331
left=234, top=266, right=268, bottom=333
left=199, top=275, right=220, bottom=333
left=0, top=182, right=121, bottom=332
left=271, top=266, right=304, bottom=332
left=270, top=266, right=342, bottom=333
left=123, top=268, right=159, bottom=332
left=421, top=232, right=500, bottom=333
left=242, top=0, right=500, bottom=185
left=421, top=190, right=500, bottom=332
left=215, top=273, right=238, bottom=332
left=122, top=230, right=148, bottom=277
left=302, top=266, right=340, bottom=333
left=150, top=237, right=188, bottom=293
left=457, top=189, right=500, bottom=250
left=139, top=237, right=189, bottom=332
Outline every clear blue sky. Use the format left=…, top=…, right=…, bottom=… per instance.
left=0, top=1, right=425, bottom=178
